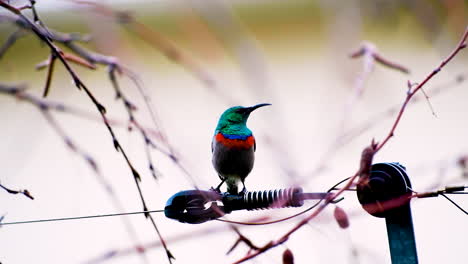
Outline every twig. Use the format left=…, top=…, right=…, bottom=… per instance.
left=107, top=65, right=175, bottom=263
left=116, top=61, right=199, bottom=186
left=419, top=87, right=437, bottom=117
left=350, top=42, right=410, bottom=73
left=108, top=65, right=159, bottom=178
left=226, top=227, right=260, bottom=255
left=42, top=54, right=56, bottom=97
left=0, top=28, right=25, bottom=59
left=341, top=42, right=409, bottom=132
left=36, top=52, right=97, bottom=71
left=0, top=182, right=34, bottom=200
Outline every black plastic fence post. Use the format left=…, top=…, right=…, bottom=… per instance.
left=385, top=203, right=418, bottom=264
left=357, top=162, right=418, bottom=264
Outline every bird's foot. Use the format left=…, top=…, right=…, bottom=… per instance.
left=210, top=186, right=222, bottom=193
left=239, top=187, right=247, bottom=196
left=211, top=179, right=225, bottom=193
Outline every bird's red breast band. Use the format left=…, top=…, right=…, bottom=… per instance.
left=215, top=133, right=255, bottom=149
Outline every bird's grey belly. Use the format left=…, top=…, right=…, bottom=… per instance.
left=212, top=143, right=254, bottom=180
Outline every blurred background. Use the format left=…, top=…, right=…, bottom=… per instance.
left=1, top=0, right=467, bottom=263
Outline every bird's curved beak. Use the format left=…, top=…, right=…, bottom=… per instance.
left=246, top=103, right=271, bottom=113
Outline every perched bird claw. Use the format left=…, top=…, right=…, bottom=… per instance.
left=210, top=186, right=222, bottom=193
left=239, top=188, right=247, bottom=196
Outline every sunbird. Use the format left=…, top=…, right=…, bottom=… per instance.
left=212, top=103, right=271, bottom=194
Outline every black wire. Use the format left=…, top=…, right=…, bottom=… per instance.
left=440, top=194, right=467, bottom=215
left=327, top=176, right=353, bottom=192
left=0, top=176, right=354, bottom=227
left=2, top=182, right=465, bottom=226
left=0, top=209, right=165, bottom=226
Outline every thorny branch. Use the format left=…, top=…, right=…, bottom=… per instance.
left=0, top=2, right=174, bottom=263
left=108, top=66, right=161, bottom=179
left=232, top=26, right=468, bottom=264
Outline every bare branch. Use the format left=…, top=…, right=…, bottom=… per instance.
left=227, top=227, right=260, bottom=255
left=42, top=54, right=56, bottom=97
left=342, top=42, right=409, bottom=131
left=0, top=29, right=25, bottom=59
left=107, top=66, right=175, bottom=263
left=350, top=42, right=410, bottom=73
left=0, top=182, right=34, bottom=200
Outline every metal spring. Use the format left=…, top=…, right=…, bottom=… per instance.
left=243, top=187, right=303, bottom=210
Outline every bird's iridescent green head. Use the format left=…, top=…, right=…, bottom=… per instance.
left=215, top=103, right=271, bottom=135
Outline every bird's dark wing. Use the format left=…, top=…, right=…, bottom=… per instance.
left=254, top=138, right=256, bottom=151
left=211, top=138, right=214, bottom=153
